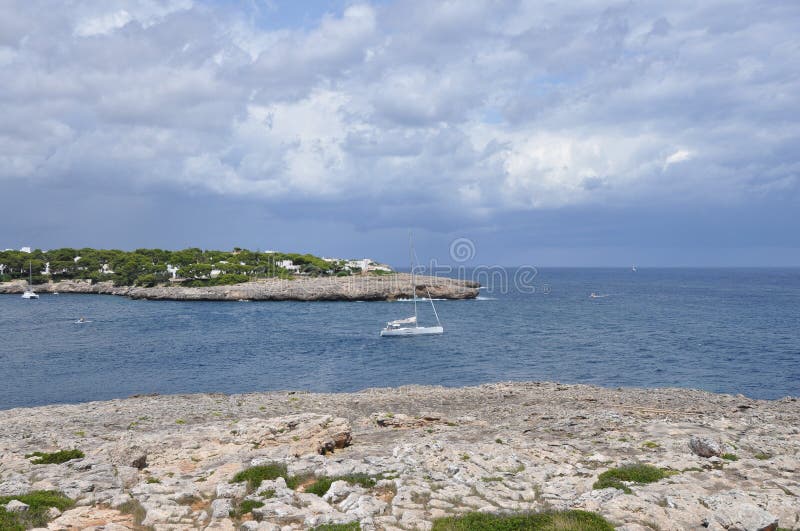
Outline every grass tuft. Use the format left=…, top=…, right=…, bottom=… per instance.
left=311, top=523, right=360, bottom=531
left=592, top=464, right=668, bottom=494
left=721, top=453, right=739, bottom=461
left=754, top=452, right=772, bottom=460
left=642, top=441, right=660, bottom=449
left=0, top=490, right=74, bottom=530
left=118, top=499, right=147, bottom=527
left=25, top=449, right=85, bottom=465
left=431, top=510, right=613, bottom=530
left=231, top=499, right=264, bottom=517
left=231, top=463, right=288, bottom=492
left=304, top=473, right=385, bottom=496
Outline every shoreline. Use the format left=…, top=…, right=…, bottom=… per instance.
left=2, top=380, right=798, bottom=413
left=0, top=273, right=480, bottom=301
left=1, top=381, right=797, bottom=529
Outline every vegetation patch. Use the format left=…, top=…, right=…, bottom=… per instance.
left=25, top=449, right=84, bottom=465
left=431, top=509, right=614, bottom=530
left=304, top=473, right=386, bottom=496
left=311, top=523, right=360, bottom=531
left=118, top=498, right=147, bottom=527
left=231, top=499, right=264, bottom=518
left=0, top=247, right=379, bottom=287
left=0, top=490, right=74, bottom=530
left=592, top=464, right=669, bottom=494
left=642, top=441, right=660, bottom=449
left=232, top=465, right=390, bottom=497
left=231, top=463, right=289, bottom=492
left=721, top=453, right=739, bottom=461
left=754, top=452, right=772, bottom=460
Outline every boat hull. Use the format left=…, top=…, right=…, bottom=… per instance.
left=21, top=292, right=39, bottom=299
left=380, top=326, right=443, bottom=337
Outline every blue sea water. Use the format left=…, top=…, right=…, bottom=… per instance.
left=1, top=268, right=798, bottom=409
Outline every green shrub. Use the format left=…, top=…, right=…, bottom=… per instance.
left=232, top=463, right=288, bottom=492
left=311, top=523, right=360, bottom=531
left=721, top=453, right=739, bottom=461
left=431, top=510, right=613, bottom=530
left=754, top=452, right=771, bottom=460
left=305, top=476, right=334, bottom=496
left=304, top=473, right=385, bottom=496
left=0, top=490, right=74, bottom=529
left=26, top=449, right=85, bottom=465
left=592, top=464, right=668, bottom=494
left=231, top=499, right=264, bottom=517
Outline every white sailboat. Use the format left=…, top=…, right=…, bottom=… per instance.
left=381, top=236, right=443, bottom=337
left=21, top=261, right=39, bottom=299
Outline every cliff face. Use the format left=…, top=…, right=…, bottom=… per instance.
left=0, top=273, right=479, bottom=301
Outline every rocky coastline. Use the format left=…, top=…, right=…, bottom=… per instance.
left=0, top=273, right=479, bottom=301
left=0, top=382, right=797, bottom=530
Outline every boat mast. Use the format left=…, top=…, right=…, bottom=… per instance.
left=410, top=233, right=417, bottom=327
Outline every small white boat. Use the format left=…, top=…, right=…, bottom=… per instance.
left=21, top=262, right=39, bottom=299
left=381, top=235, right=443, bottom=337
left=631, top=265, right=637, bottom=272
left=381, top=315, right=443, bottom=336
left=590, top=292, right=609, bottom=299
left=75, top=317, right=91, bottom=324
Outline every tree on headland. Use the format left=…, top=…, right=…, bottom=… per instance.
left=0, top=247, right=391, bottom=286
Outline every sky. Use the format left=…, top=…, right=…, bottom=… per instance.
left=1, top=0, right=798, bottom=267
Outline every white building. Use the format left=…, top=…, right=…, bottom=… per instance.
left=100, top=263, right=114, bottom=274
left=344, top=258, right=391, bottom=272
left=277, top=259, right=301, bottom=272
left=19, top=246, right=31, bottom=253
left=166, top=264, right=180, bottom=279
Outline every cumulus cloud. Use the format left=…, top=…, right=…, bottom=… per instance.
left=1, top=0, right=798, bottom=231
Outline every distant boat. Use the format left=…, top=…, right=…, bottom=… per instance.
left=75, top=317, right=91, bottom=324
left=381, top=235, right=443, bottom=337
left=21, top=262, right=39, bottom=300
left=631, top=265, right=637, bottom=272
left=590, top=292, right=609, bottom=299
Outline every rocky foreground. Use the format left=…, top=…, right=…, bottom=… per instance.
left=0, top=274, right=479, bottom=301
left=0, top=382, right=798, bottom=530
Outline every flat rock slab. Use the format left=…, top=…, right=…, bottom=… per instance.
left=0, top=382, right=798, bottom=529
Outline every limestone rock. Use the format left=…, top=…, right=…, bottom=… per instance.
left=0, top=274, right=480, bottom=301
left=109, top=442, right=148, bottom=469
left=216, top=482, right=247, bottom=499
left=4, top=499, right=29, bottom=512
left=239, top=414, right=352, bottom=456
left=0, top=475, right=31, bottom=496
left=373, top=412, right=426, bottom=429
left=702, top=491, right=779, bottom=531
left=690, top=436, right=723, bottom=457
left=211, top=498, right=234, bottom=519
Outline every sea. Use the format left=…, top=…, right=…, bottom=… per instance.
left=1, top=268, right=798, bottom=409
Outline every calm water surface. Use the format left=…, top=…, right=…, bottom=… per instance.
left=1, top=268, right=798, bottom=408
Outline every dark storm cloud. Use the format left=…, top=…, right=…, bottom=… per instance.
left=0, top=0, right=798, bottom=264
